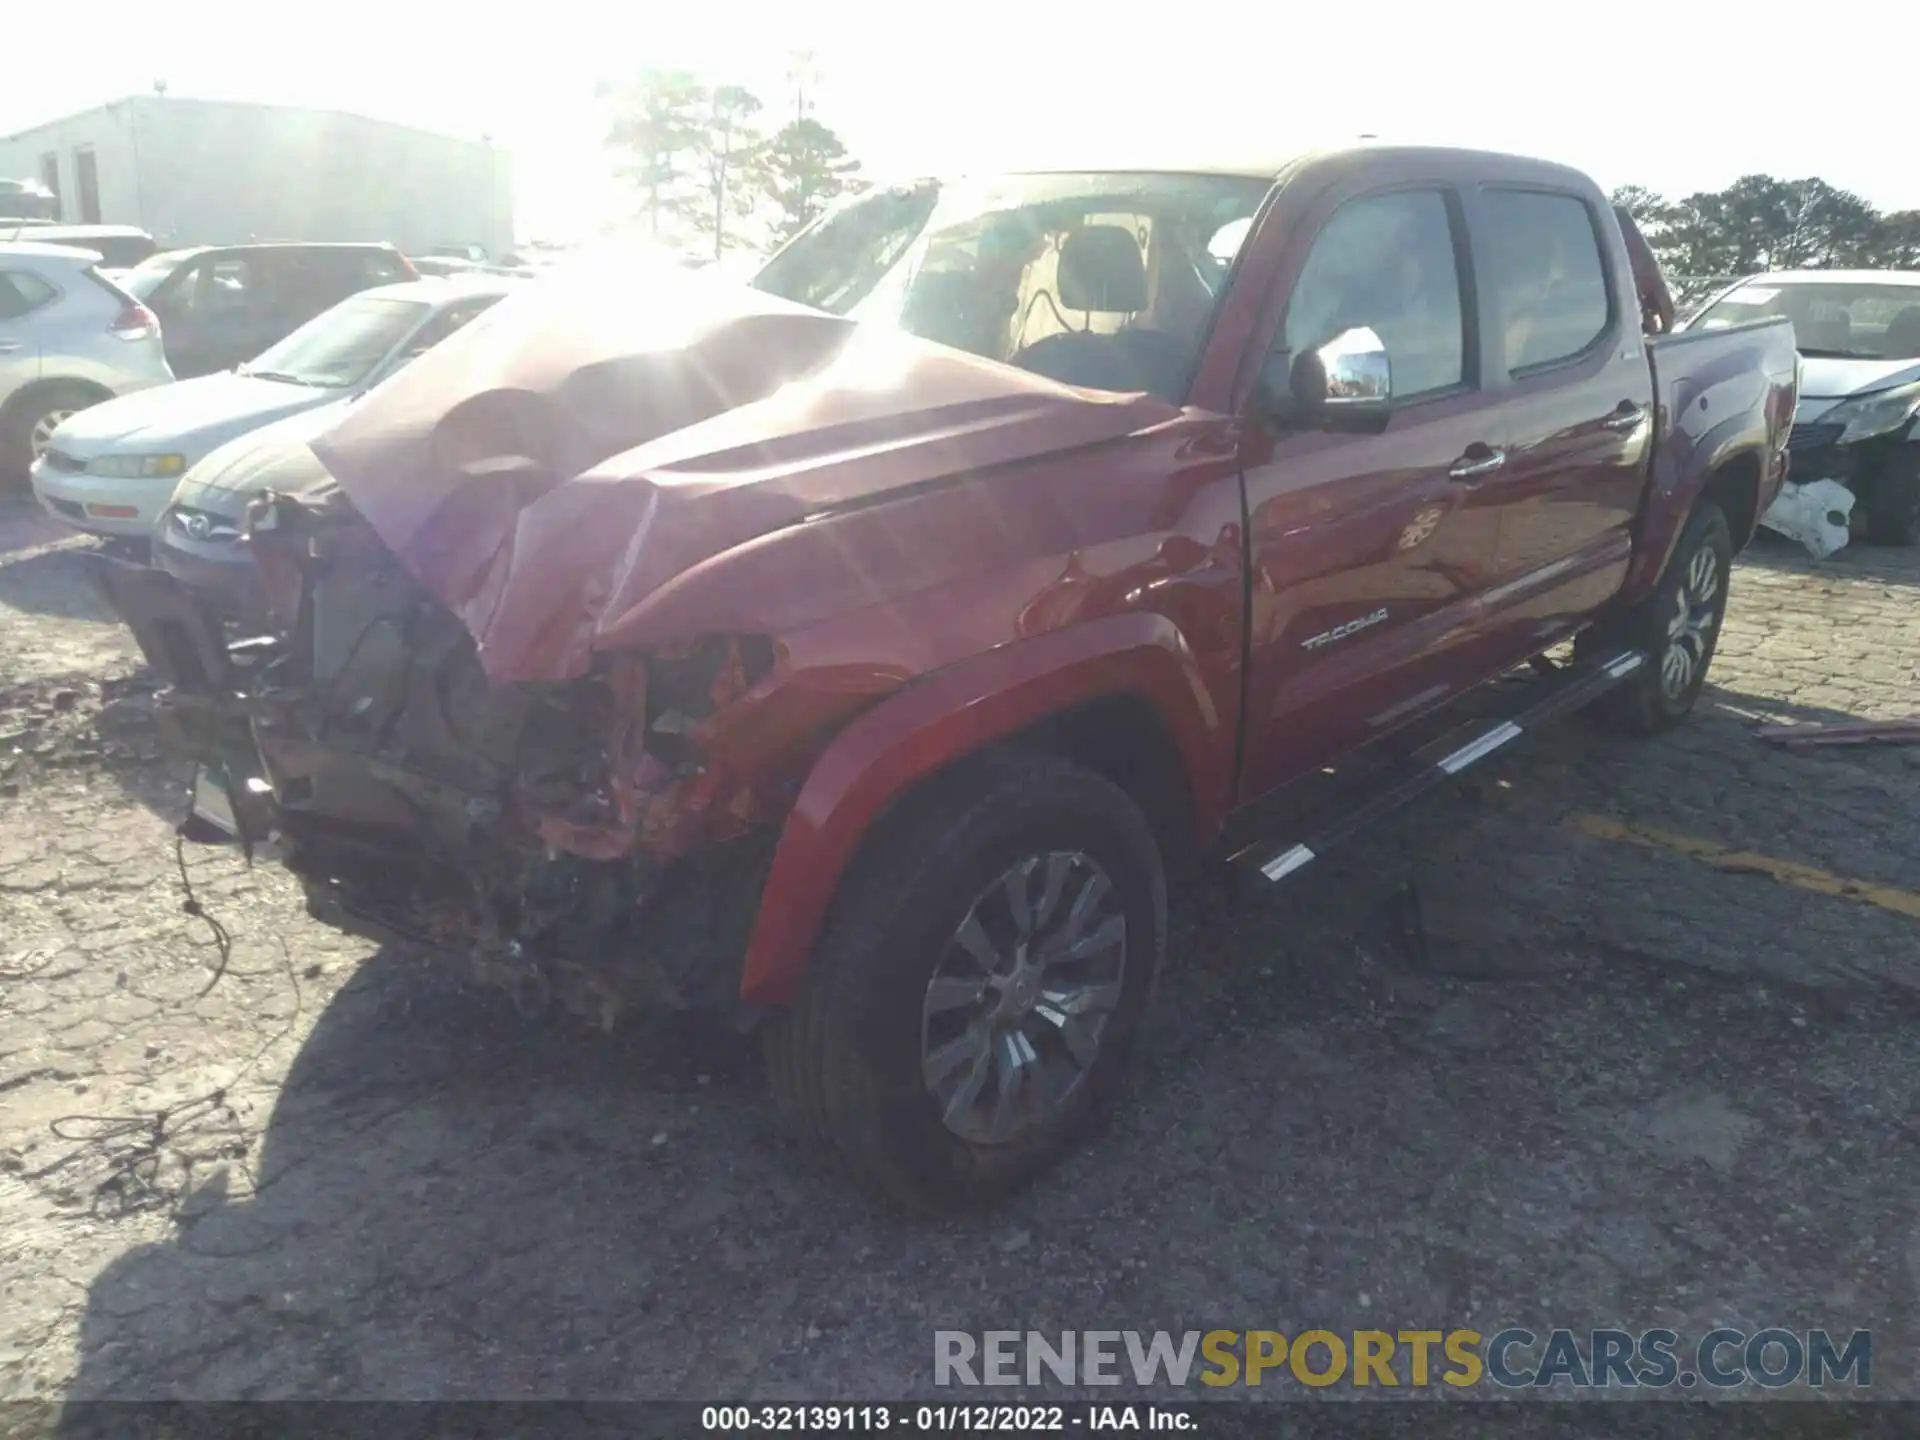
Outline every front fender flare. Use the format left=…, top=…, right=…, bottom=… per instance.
left=738, top=611, right=1233, bottom=1006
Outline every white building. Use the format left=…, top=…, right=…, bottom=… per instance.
left=0, top=96, right=515, bottom=259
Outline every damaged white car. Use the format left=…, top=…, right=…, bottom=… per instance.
left=1687, top=269, right=1920, bottom=549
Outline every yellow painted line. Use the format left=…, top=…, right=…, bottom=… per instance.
left=1565, top=812, right=1920, bottom=922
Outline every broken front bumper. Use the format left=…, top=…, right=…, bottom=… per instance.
left=1784, top=424, right=1918, bottom=522
left=86, top=555, right=773, bottom=1026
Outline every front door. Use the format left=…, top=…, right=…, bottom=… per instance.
left=0, top=268, right=49, bottom=422
left=151, top=253, right=275, bottom=377
left=1238, top=184, right=1518, bottom=801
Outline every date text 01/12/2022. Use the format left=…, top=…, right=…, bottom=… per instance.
left=700, top=1404, right=1191, bottom=1431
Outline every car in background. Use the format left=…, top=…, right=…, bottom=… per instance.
left=1, top=224, right=159, bottom=271
left=33, top=275, right=514, bottom=541
left=118, top=242, right=419, bottom=378
left=0, top=179, right=59, bottom=222
left=407, top=255, right=483, bottom=278
left=1685, top=269, right=1920, bottom=544
left=0, top=241, right=172, bottom=484
left=149, top=401, right=342, bottom=623
left=424, top=242, right=489, bottom=264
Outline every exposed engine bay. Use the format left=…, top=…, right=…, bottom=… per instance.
left=92, top=486, right=783, bottom=1028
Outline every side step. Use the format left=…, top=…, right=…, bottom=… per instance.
left=1229, top=648, right=1648, bottom=887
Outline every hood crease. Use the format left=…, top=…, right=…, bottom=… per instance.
left=305, top=270, right=1174, bottom=683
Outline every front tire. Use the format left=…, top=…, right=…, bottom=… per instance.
left=763, top=749, right=1167, bottom=1214
left=1580, top=501, right=1733, bottom=735
left=1, top=383, right=100, bottom=487
left=1865, top=459, right=1920, bottom=546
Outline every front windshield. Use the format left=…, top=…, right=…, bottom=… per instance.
left=242, top=295, right=429, bottom=388
left=1693, top=280, right=1920, bottom=360
left=750, top=171, right=1272, bottom=402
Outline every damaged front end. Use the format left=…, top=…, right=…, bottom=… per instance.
left=1783, top=401, right=1920, bottom=544
left=90, top=486, right=783, bottom=1029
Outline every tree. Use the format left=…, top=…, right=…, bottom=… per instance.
left=1610, top=175, right=1903, bottom=278
left=757, top=118, right=864, bottom=242
left=601, top=68, right=708, bottom=242
left=1873, top=211, right=1920, bottom=268
left=1609, top=185, right=1671, bottom=229
left=692, top=85, right=767, bottom=261
left=1776, top=179, right=1879, bottom=268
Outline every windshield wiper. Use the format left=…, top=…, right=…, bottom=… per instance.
left=239, top=368, right=322, bottom=386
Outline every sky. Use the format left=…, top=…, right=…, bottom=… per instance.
left=4, top=0, right=1914, bottom=243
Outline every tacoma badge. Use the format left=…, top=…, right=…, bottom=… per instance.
left=1301, top=607, right=1389, bottom=651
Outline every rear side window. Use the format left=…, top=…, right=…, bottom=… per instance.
left=1282, top=189, right=1467, bottom=399
left=1480, top=189, right=1611, bottom=373
left=362, top=251, right=412, bottom=284
left=282, top=250, right=397, bottom=310
left=0, top=270, right=58, bottom=320
left=94, top=236, right=157, bottom=268
left=209, top=259, right=253, bottom=307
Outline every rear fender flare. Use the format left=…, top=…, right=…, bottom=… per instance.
left=1621, top=423, right=1770, bottom=605
left=738, top=611, right=1232, bottom=1007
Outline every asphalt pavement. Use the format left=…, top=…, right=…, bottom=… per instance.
left=0, top=500, right=1916, bottom=1407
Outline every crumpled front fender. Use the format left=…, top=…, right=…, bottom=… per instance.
left=738, top=611, right=1233, bottom=1007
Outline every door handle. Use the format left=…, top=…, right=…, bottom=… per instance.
left=0, top=341, right=22, bottom=354
left=1603, top=402, right=1647, bottom=431
left=1448, top=446, right=1506, bottom=481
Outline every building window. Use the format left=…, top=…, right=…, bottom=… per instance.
left=39, top=154, right=61, bottom=219
left=75, top=147, right=101, bottom=224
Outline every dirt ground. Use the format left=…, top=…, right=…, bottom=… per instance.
left=0, top=497, right=1916, bottom=1407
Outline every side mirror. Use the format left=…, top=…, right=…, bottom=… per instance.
left=1260, top=326, right=1393, bottom=434
left=1294, top=325, right=1393, bottom=432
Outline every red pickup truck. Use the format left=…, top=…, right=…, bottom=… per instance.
left=98, top=145, right=1797, bottom=1213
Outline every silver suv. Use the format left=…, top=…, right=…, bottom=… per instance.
left=0, top=242, right=174, bottom=484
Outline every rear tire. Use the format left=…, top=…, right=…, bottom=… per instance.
left=762, top=749, right=1167, bottom=1215
left=1579, top=502, right=1733, bottom=735
left=1, top=383, right=102, bottom=488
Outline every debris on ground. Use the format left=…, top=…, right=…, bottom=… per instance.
left=1756, top=718, right=1920, bottom=749
left=1758, top=478, right=1854, bottom=558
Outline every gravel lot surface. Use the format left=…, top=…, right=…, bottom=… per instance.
left=0, top=498, right=1916, bottom=1411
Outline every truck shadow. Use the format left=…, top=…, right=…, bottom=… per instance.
left=50, top=840, right=1920, bottom=1404
left=46, top=687, right=1920, bottom=1403
left=49, top=862, right=1432, bottom=1403
left=52, top=943, right=793, bottom=1402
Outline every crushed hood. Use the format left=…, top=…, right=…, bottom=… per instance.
left=308, top=266, right=1175, bottom=684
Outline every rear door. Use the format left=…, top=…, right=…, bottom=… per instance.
left=1235, top=180, right=1519, bottom=799
left=0, top=267, right=52, bottom=409
left=1467, top=186, right=1653, bottom=643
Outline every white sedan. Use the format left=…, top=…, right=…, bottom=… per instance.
left=31, top=275, right=516, bottom=539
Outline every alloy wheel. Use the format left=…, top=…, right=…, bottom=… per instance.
left=1661, top=543, right=1722, bottom=699
left=920, top=851, right=1127, bottom=1146
left=28, top=409, right=76, bottom=461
